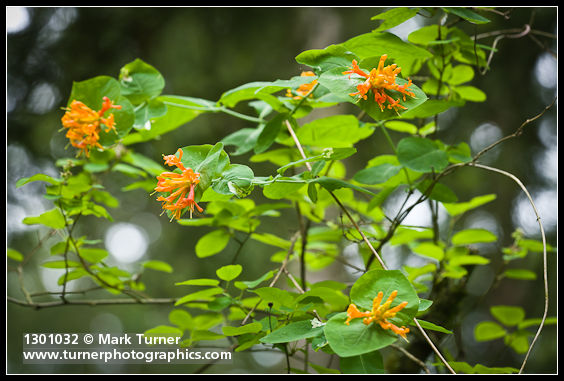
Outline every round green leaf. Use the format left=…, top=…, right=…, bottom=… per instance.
left=350, top=269, right=419, bottom=319
left=490, top=305, right=525, bottom=327
left=222, top=322, right=263, bottom=336
left=325, top=270, right=419, bottom=357
left=216, top=264, right=243, bottom=282
left=119, top=58, right=165, bottom=105
left=397, top=137, right=449, bottom=173
left=474, top=321, right=507, bottom=342
left=195, top=230, right=230, bottom=258
left=143, top=260, right=173, bottom=273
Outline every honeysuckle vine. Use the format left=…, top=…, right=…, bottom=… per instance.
left=8, top=7, right=556, bottom=375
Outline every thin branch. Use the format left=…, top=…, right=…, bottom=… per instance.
left=391, top=344, right=431, bottom=374
left=472, top=97, right=556, bottom=162
left=7, top=296, right=178, bottom=309
left=468, top=163, right=549, bottom=374
left=240, top=231, right=300, bottom=326
left=283, top=117, right=456, bottom=374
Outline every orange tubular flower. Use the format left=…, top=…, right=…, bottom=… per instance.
left=154, top=148, right=203, bottom=221
left=342, top=55, right=415, bottom=113
left=286, top=71, right=318, bottom=99
left=61, top=96, right=121, bottom=157
left=345, top=290, right=410, bottom=341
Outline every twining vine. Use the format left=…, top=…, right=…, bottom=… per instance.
left=8, top=7, right=556, bottom=374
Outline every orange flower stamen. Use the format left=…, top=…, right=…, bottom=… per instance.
left=286, top=71, right=318, bottom=100
left=345, top=290, right=410, bottom=341
left=154, top=149, right=204, bottom=221
left=342, top=56, right=415, bottom=113
left=61, top=96, right=121, bottom=157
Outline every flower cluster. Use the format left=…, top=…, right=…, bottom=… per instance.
left=345, top=290, right=410, bottom=341
left=61, top=96, right=122, bottom=157
left=343, top=55, right=415, bottom=112
left=153, top=148, right=203, bottom=221
left=286, top=71, right=318, bottom=99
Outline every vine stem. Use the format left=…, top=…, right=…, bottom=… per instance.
left=283, top=118, right=456, bottom=374
left=468, top=163, right=549, bottom=374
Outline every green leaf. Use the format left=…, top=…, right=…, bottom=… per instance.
left=295, top=115, right=374, bottom=148
left=41, top=260, right=82, bottom=269
left=78, top=248, right=108, bottom=263
left=122, top=95, right=212, bottom=145
left=416, top=179, right=458, bottom=203
left=222, top=125, right=265, bottom=156
left=397, top=137, right=449, bottom=173
left=350, top=269, right=419, bottom=317
left=412, top=319, right=453, bottom=334
left=262, top=178, right=305, bottom=200
left=175, top=278, right=220, bottom=287
left=325, top=270, right=419, bottom=357
left=222, top=322, right=263, bottom=336
left=142, top=260, right=173, bottom=273
left=408, top=25, right=449, bottom=46
left=490, top=306, right=525, bottom=327
left=451, top=228, right=497, bottom=245
left=384, top=120, right=418, bottom=134
left=501, top=269, right=536, bottom=281
left=22, top=208, right=66, bottom=229
left=216, top=264, right=243, bottom=282
left=449, top=255, right=490, bottom=267
left=372, top=7, right=420, bottom=32
left=341, top=31, right=432, bottom=76
left=309, top=176, right=375, bottom=195
left=260, top=319, right=324, bottom=344
left=442, top=7, right=490, bottom=24
left=212, top=164, right=254, bottom=197
left=168, top=309, right=194, bottom=331
left=443, top=194, right=496, bottom=216
left=16, top=173, right=62, bottom=188
left=252, top=287, right=295, bottom=310
left=400, top=99, right=464, bottom=119
left=219, top=81, right=288, bottom=109
left=57, top=269, right=89, bottom=285
left=453, top=85, right=486, bottom=102
left=7, top=248, right=24, bottom=262
left=447, top=64, right=475, bottom=85
left=133, top=98, right=167, bottom=130
left=174, top=287, right=224, bottom=306
left=144, top=325, right=183, bottom=339
left=474, top=321, right=507, bottom=342
left=234, top=270, right=274, bottom=290
left=119, top=58, right=165, bottom=105
left=295, top=44, right=359, bottom=73
left=412, top=242, right=444, bottom=261
left=353, top=163, right=402, bottom=185
left=389, top=227, right=433, bottom=246
left=340, top=350, right=385, bottom=374
left=195, top=229, right=231, bottom=258
left=255, top=113, right=287, bottom=153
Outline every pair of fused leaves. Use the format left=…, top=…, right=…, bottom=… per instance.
left=65, top=58, right=167, bottom=151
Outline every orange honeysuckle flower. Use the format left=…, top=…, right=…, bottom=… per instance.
left=286, top=71, right=318, bottom=99
left=345, top=290, right=410, bottom=341
left=342, top=56, right=415, bottom=113
left=61, top=96, right=122, bottom=157
left=154, top=148, right=203, bottom=221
